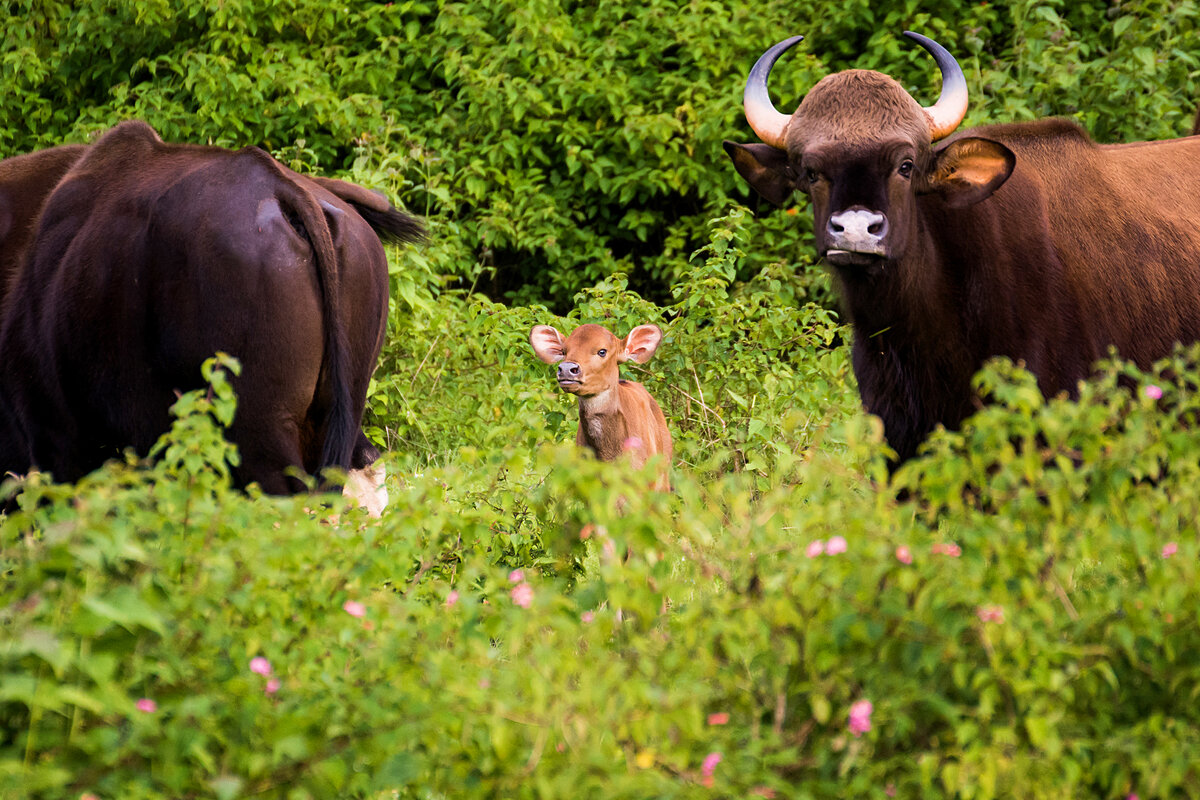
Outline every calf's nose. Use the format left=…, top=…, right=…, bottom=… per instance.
left=557, top=362, right=582, bottom=380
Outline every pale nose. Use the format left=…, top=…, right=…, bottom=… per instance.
left=557, top=362, right=581, bottom=380
left=828, top=209, right=888, bottom=243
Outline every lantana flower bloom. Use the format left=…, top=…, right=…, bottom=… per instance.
left=848, top=699, right=873, bottom=737
left=511, top=582, right=534, bottom=608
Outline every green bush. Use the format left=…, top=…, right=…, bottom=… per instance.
left=6, top=0, right=1198, bottom=306
left=364, top=209, right=854, bottom=484
left=5, top=349, right=1200, bottom=798
left=6, top=3, right=1200, bottom=796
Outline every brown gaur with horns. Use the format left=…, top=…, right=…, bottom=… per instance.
left=726, top=32, right=1200, bottom=463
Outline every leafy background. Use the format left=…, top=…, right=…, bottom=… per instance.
left=3, top=0, right=1200, bottom=797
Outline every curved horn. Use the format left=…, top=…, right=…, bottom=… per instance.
left=902, top=31, right=968, bottom=141
left=743, top=35, right=804, bottom=149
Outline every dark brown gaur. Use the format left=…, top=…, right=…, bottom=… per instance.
left=0, top=143, right=86, bottom=300
left=725, top=32, right=1200, bottom=464
left=0, top=121, right=424, bottom=504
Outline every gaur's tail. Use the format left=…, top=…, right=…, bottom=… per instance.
left=254, top=153, right=358, bottom=475
left=308, top=175, right=427, bottom=245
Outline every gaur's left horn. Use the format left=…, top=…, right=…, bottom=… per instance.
left=903, top=31, right=968, bottom=141
left=743, top=35, right=804, bottom=149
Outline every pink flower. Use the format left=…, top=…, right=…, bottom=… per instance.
left=508, top=569, right=525, bottom=584
left=249, top=657, right=272, bottom=676
left=700, top=751, right=722, bottom=784
left=848, top=699, right=873, bottom=737
left=511, top=582, right=534, bottom=608
left=825, top=536, right=848, bottom=555
left=265, top=678, right=280, bottom=695
left=886, top=784, right=897, bottom=797
left=622, top=436, right=644, bottom=451
left=136, top=698, right=157, bottom=714
left=1144, top=384, right=1163, bottom=400
left=1128, top=795, right=1139, bottom=800
left=80, top=794, right=99, bottom=800
left=342, top=600, right=366, bottom=618
left=1162, top=542, right=1178, bottom=558
left=895, top=545, right=913, bottom=565
left=805, top=540, right=825, bottom=558
left=707, top=712, right=730, bottom=726
left=445, top=590, right=459, bottom=606
left=932, top=542, right=962, bottom=557
left=581, top=611, right=595, bottom=623
left=976, top=605, right=1005, bottom=624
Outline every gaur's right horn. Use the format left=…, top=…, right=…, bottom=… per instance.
left=742, top=35, right=804, bottom=150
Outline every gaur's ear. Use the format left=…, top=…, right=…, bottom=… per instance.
left=922, top=137, right=1015, bottom=208
left=723, top=141, right=795, bottom=207
left=620, top=324, right=663, bottom=364
left=529, top=325, right=566, bottom=364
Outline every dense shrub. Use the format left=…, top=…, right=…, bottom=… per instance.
left=5, top=348, right=1200, bottom=798
left=366, top=209, right=854, bottom=483
left=6, top=2, right=1200, bottom=796
left=5, top=0, right=1199, bottom=306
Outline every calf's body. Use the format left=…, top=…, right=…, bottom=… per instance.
left=529, top=323, right=672, bottom=490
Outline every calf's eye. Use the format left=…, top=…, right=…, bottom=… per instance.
left=898, top=160, right=914, bottom=178
left=597, top=349, right=607, bottom=357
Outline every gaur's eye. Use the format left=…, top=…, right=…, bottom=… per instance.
left=597, top=349, right=607, bottom=357
left=898, top=160, right=914, bottom=178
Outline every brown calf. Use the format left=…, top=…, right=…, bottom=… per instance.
left=529, top=323, right=672, bottom=490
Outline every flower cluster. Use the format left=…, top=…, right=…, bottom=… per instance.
left=250, top=656, right=280, bottom=694
left=976, top=605, right=1006, bottom=624
left=700, top=752, right=722, bottom=787
left=509, top=569, right=534, bottom=608
left=805, top=536, right=847, bottom=558
left=848, top=699, right=873, bottom=737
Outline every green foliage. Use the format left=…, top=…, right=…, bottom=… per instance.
left=364, top=210, right=855, bottom=486
left=6, top=4, right=1200, bottom=797
left=6, top=348, right=1200, bottom=798
left=6, top=0, right=1197, bottom=307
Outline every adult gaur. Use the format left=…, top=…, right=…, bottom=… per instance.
left=726, top=33, right=1200, bottom=462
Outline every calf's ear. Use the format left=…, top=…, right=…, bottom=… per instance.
left=620, top=324, right=663, bottom=364
left=922, top=137, right=1015, bottom=208
left=529, top=325, right=566, bottom=364
left=723, top=141, right=794, bottom=207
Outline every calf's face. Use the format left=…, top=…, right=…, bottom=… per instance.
left=529, top=323, right=662, bottom=397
